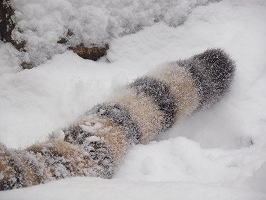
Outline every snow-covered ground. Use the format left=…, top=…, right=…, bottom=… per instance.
left=11, top=0, right=214, bottom=66
left=0, top=0, right=266, bottom=199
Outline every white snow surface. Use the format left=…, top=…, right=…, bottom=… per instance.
left=1, top=0, right=266, bottom=199
left=11, top=0, right=213, bottom=66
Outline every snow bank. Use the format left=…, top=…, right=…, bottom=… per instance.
left=1, top=176, right=265, bottom=200
left=11, top=0, right=213, bottom=66
left=249, top=161, right=266, bottom=193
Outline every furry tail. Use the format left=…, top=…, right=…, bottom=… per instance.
left=0, top=48, right=235, bottom=190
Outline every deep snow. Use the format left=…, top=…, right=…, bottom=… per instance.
left=0, top=0, right=266, bottom=199
left=11, top=0, right=214, bottom=66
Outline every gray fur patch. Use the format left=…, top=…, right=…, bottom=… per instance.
left=64, top=125, right=114, bottom=179
left=0, top=150, right=25, bottom=190
left=130, top=76, right=177, bottom=131
left=178, top=48, right=235, bottom=109
left=90, top=103, right=141, bottom=144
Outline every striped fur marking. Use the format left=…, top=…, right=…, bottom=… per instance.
left=0, top=145, right=14, bottom=190
left=28, top=140, right=98, bottom=179
left=1, top=150, right=25, bottom=190
left=113, top=88, right=164, bottom=144
left=89, top=103, right=141, bottom=144
left=65, top=114, right=130, bottom=166
left=21, top=152, right=44, bottom=185
left=150, top=63, right=199, bottom=120
left=0, top=48, right=236, bottom=191
left=28, top=143, right=75, bottom=180
left=83, top=117, right=130, bottom=166
left=64, top=124, right=115, bottom=177
left=130, top=76, right=177, bottom=131
left=0, top=149, right=42, bottom=190
left=78, top=137, right=114, bottom=178
left=178, top=49, right=235, bottom=109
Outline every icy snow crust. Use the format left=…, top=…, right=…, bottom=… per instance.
left=0, top=0, right=266, bottom=199
left=11, top=0, right=212, bottom=66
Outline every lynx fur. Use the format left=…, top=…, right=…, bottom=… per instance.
left=0, top=49, right=235, bottom=190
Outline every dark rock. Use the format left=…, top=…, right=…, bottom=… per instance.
left=58, top=31, right=109, bottom=61
left=0, top=0, right=15, bottom=43
left=21, top=62, right=33, bottom=69
left=0, top=0, right=26, bottom=51
left=69, top=44, right=109, bottom=61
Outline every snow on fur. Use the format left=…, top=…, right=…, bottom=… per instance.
left=0, top=49, right=235, bottom=190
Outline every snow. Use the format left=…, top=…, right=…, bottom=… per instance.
left=0, top=42, right=21, bottom=74
left=11, top=0, right=213, bottom=66
left=0, top=0, right=266, bottom=199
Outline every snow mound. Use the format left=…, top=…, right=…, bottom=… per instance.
left=11, top=0, right=214, bottom=66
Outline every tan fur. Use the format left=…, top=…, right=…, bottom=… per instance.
left=151, top=63, right=199, bottom=120
left=0, top=148, right=40, bottom=187
left=113, top=89, right=164, bottom=144
left=0, top=148, right=15, bottom=188
left=20, top=157, right=39, bottom=186
left=28, top=139, right=94, bottom=177
left=78, top=116, right=129, bottom=166
left=0, top=49, right=234, bottom=190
